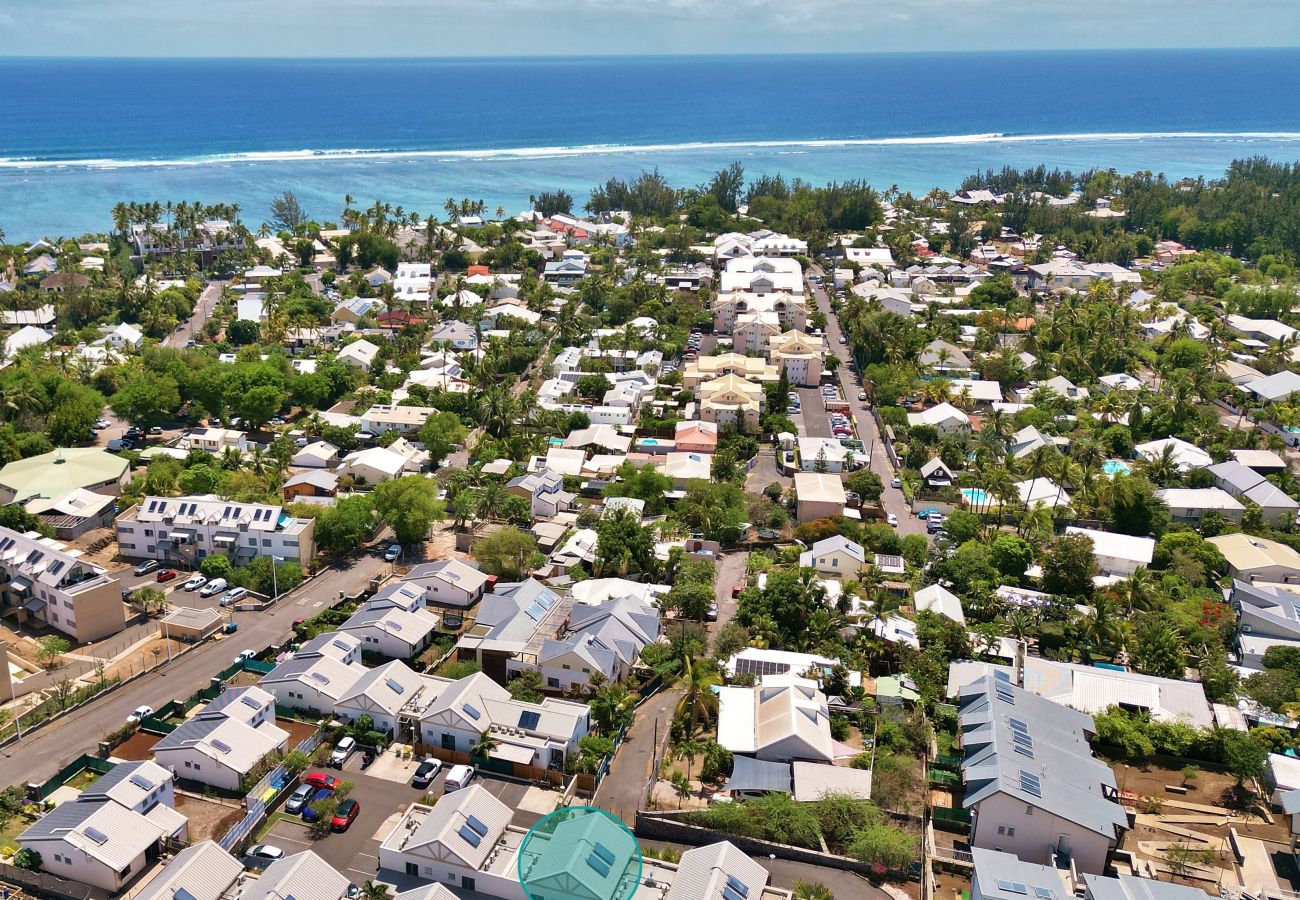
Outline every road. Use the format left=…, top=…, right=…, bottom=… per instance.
left=809, top=272, right=926, bottom=537
left=0, top=554, right=390, bottom=787
left=164, top=280, right=224, bottom=349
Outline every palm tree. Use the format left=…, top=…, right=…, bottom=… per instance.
left=1113, top=567, right=1156, bottom=615
left=360, top=883, right=392, bottom=900
left=674, top=657, right=722, bottom=736
left=470, top=729, right=498, bottom=763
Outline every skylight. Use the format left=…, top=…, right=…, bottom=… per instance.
left=83, top=827, right=109, bottom=845
left=385, top=678, right=406, bottom=695
left=210, top=739, right=232, bottom=754
left=128, top=773, right=155, bottom=791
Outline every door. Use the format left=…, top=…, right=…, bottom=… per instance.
left=462, top=878, right=475, bottom=892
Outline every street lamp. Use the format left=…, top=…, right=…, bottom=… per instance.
left=270, top=555, right=283, bottom=600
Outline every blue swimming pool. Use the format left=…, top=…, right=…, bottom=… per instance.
left=1102, top=459, right=1131, bottom=476
left=962, top=487, right=991, bottom=507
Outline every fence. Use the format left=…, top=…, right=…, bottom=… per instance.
left=30, top=755, right=116, bottom=801
left=930, top=806, right=971, bottom=833
left=218, top=730, right=323, bottom=853
left=0, top=860, right=113, bottom=900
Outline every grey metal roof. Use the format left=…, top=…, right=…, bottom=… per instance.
left=972, top=848, right=1067, bottom=900
left=724, top=755, right=792, bottom=794
left=1082, top=872, right=1220, bottom=900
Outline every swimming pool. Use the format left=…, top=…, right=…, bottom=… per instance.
left=962, top=487, right=992, bottom=507
left=1102, top=459, right=1131, bottom=476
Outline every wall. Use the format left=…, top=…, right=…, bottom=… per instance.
left=970, top=793, right=1112, bottom=876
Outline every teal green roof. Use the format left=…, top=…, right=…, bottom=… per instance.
left=519, top=809, right=640, bottom=900
left=0, top=448, right=128, bottom=503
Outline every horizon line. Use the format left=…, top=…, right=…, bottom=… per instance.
left=2, top=46, right=1300, bottom=62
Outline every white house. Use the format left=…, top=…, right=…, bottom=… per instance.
left=537, top=595, right=661, bottom=690
left=18, top=796, right=180, bottom=892
left=1209, top=533, right=1300, bottom=584
left=340, top=446, right=424, bottom=483
left=716, top=673, right=834, bottom=763
left=151, top=687, right=289, bottom=791
left=915, top=584, right=965, bottom=625
left=797, top=535, right=866, bottom=578
left=335, top=660, right=426, bottom=733
left=908, top=402, right=970, bottom=437
left=1064, top=527, right=1155, bottom=577
left=1156, top=487, right=1246, bottom=526
left=404, top=559, right=491, bottom=609
left=337, top=338, right=381, bottom=370
left=116, top=495, right=316, bottom=568
left=378, top=784, right=514, bottom=892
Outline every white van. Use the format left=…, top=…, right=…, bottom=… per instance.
left=443, top=764, right=474, bottom=793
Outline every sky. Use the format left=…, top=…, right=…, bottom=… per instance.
left=0, top=0, right=1297, bottom=57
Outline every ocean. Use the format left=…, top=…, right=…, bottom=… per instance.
left=2, top=50, right=1300, bottom=239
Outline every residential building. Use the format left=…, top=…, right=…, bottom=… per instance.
left=1231, top=580, right=1300, bottom=670
left=506, top=469, right=576, bottom=519
left=1064, top=527, right=1155, bottom=577
left=682, top=353, right=779, bottom=392
left=187, top=427, right=249, bottom=455
left=1135, top=437, right=1212, bottom=472
left=699, top=373, right=764, bottom=431
left=660, top=451, right=712, bottom=488
left=768, top=330, right=824, bottom=386
left=378, top=784, right=514, bottom=891
left=798, top=535, right=866, bottom=578
left=0, top=446, right=130, bottom=506
left=1209, top=533, right=1300, bottom=584
left=361, top=404, right=437, bottom=435
left=259, top=637, right=366, bottom=714
left=794, top=472, right=846, bottom=522
left=0, top=527, right=125, bottom=643
left=675, top=420, right=719, bottom=454
left=405, top=559, right=491, bottom=608
left=132, top=841, right=243, bottom=900
left=664, top=842, right=776, bottom=900
left=717, top=673, right=834, bottom=763
left=340, top=601, right=442, bottom=662
left=27, top=488, right=117, bottom=540
left=244, top=851, right=352, bottom=900
left=915, top=583, right=965, bottom=625
left=394, top=262, right=433, bottom=304
left=336, top=337, right=381, bottom=369
left=542, top=258, right=587, bottom=286
left=732, top=309, right=783, bottom=355
left=719, top=256, right=804, bottom=295
left=282, top=469, right=340, bottom=501
left=429, top=320, right=479, bottom=351
left=957, top=674, right=1126, bottom=874
left=907, top=402, right=970, bottom=437
left=152, top=687, right=289, bottom=791
left=1209, top=460, right=1300, bottom=526
left=335, top=660, right=426, bottom=733
left=798, top=437, right=849, bottom=473
left=339, top=443, right=427, bottom=483
left=711, top=291, right=807, bottom=333
left=117, top=495, right=315, bottom=568
left=919, top=340, right=972, bottom=375
left=538, top=595, right=661, bottom=690
left=1156, top=487, right=1246, bottom=525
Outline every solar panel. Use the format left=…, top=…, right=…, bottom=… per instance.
left=241, top=695, right=262, bottom=709
left=592, top=843, right=615, bottom=865
left=1014, top=745, right=1034, bottom=759
left=463, top=704, right=481, bottom=720
left=586, top=854, right=611, bottom=878
left=211, top=739, right=232, bottom=754
left=1019, top=770, right=1042, bottom=797
left=725, top=876, right=750, bottom=898
left=176, top=889, right=199, bottom=900
left=723, top=889, right=745, bottom=900
left=1008, top=718, right=1028, bottom=733
left=994, top=670, right=1010, bottom=683
left=386, top=678, right=406, bottom=695
left=310, top=672, right=330, bottom=684
left=519, top=710, right=541, bottom=730
left=996, top=882, right=1027, bottom=895
left=129, top=773, right=155, bottom=791
left=457, top=825, right=482, bottom=847
left=83, top=827, right=109, bottom=845
left=994, top=683, right=1015, bottom=704
left=1012, top=733, right=1032, bottom=749
left=1034, top=888, right=1053, bottom=899
left=466, top=815, right=489, bottom=837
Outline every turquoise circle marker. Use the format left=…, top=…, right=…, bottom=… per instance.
left=517, top=807, right=644, bottom=900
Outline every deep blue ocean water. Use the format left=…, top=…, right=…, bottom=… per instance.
left=2, top=51, right=1300, bottom=238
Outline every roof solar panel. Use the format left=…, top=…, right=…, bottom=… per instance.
left=129, top=773, right=155, bottom=791
left=723, top=889, right=745, bottom=900
left=83, top=827, right=109, bottom=845
left=586, top=853, right=611, bottom=878
left=592, top=842, right=615, bottom=865
left=726, top=876, right=750, bottom=898
left=519, top=710, right=541, bottom=730
left=463, top=703, right=481, bottom=720
left=457, top=825, right=482, bottom=847
left=466, top=815, right=488, bottom=837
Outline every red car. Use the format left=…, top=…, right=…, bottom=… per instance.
left=731, top=583, right=743, bottom=597
left=303, top=772, right=338, bottom=791
left=331, top=798, right=359, bottom=832
left=156, top=569, right=178, bottom=583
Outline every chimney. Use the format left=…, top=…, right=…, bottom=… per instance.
left=1014, top=639, right=1027, bottom=688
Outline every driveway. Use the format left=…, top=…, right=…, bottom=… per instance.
left=744, top=449, right=788, bottom=494
left=592, top=685, right=678, bottom=824
left=164, top=280, right=224, bottom=349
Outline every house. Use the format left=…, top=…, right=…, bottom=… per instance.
left=340, top=445, right=424, bottom=483
left=1227, top=315, right=1297, bottom=345
left=915, top=583, right=965, bottom=625
left=699, top=374, right=764, bottom=431
left=361, top=404, right=437, bottom=436
left=948, top=656, right=1213, bottom=728
left=4, top=324, right=53, bottom=359
left=336, top=338, right=381, bottom=369
left=870, top=614, right=919, bottom=648
left=719, top=256, right=804, bottom=295
left=335, top=660, right=426, bottom=732
left=1245, top=370, right=1300, bottom=404
left=798, top=437, right=850, bottom=473
left=27, top=488, right=118, bottom=540
left=1039, top=375, right=1089, bottom=402
left=152, top=686, right=289, bottom=791
left=187, top=427, right=249, bottom=454
left=1096, top=373, right=1143, bottom=394
left=969, top=850, right=1070, bottom=900
left=1206, top=460, right=1300, bottom=522
left=394, top=262, right=433, bottom=304
left=505, top=469, right=576, bottom=519
left=539, top=595, right=662, bottom=690
left=1064, top=527, right=1155, bottom=577
left=675, top=420, right=719, bottom=454
left=717, top=673, right=834, bottom=763
left=0, top=527, right=125, bottom=642
left=682, top=353, right=779, bottom=391
left=40, top=271, right=91, bottom=293
left=907, top=402, right=970, bottom=437
left=1, top=304, right=56, bottom=327
left=291, top=440, right=341, bottom=469
left=405, top=559, right=491, bottom=608
left=798, top=535, right=866, bottom=578
left=1135, top=437, right=1212, bottom=472
left=341, top=602, right=442, bottom=662
left=794, top=472, right=846, bottom=522
left=920, top=339, right=972, bottom=375
left=18, top=796, right=180, bottom=892
left=768, top=330, right=825, bottom=386
left=415, top=671, right=589, bottom=770
left=259, top=639, right=366, bottom=715
left=1155, top=487, right=1246, bottom=526
left=378, top=784, right=514, bottom=890
left=1209, top=533, right=1300, bottom=584
left=116, top=495, right=316, bottom=568
left=957, top=675, right=1126, bottom=874
left=236, top=293, right=266, bottom=323
left=665, top=842, right=774, bottom=900
left=542, top=258, right=588, bottom=286
left=564, top=424, right=633, bottom=455
left=660, top=451, right=713, bottom=488
left=920, top=458, right=955, bottom=488
left=245, top=851, right=353, bottom=900
left=1231, top=580, right=1300, bottom=670
left=131, top=841, right=243, bottom=900
left=711, top=292, right=807, bottom=334
left=1231, top=448, right=1288, bottom=473
left=724, top=648, right=840, bottom=682
left=0, top=446, right=130, bottom=506
left=454, top=579, right=565, bottom=682
left=429, top=320, right=479, bottom=351
left=948, top=379, right=1003, bottom=407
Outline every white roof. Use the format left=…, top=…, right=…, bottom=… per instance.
left=907, top=402, right=969, bottom=428
left=1135, top=437, right=1212, bottom=471
left=915, top=584, right=965, bottom=625
left=1065, top=526, right=1156, bottom=566
left=1156, top=487, right=1246, bottom=513
left=794, top=472, right=846, bottom=504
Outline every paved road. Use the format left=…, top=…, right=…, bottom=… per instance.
left=744, top=449, right=788, bottom=494
left=809, top=272, right=925, bottom=538
left=592, top=685, right=679, bottom=824
left=0, top=554, right=390, bottom=786
left=164, top=280, right=224, bottom=349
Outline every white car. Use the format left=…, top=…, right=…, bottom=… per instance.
left=887, top=513, right=899, bottom=526
left=222, top=587, right=249, bottom=606
left=183, top=575, right=207, bottom=591
left=199, top=577, right=228, bottom=598
left=127, top=705, right=153, bottom=724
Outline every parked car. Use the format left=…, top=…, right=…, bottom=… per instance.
left=244, top=845, right=284, bottom=868
left=705, top=602, right=719, bottom=622
left=149, top=425, right=163, bottom=435
left=412, top=757, right=443, bottom=788
left=134, top=560, right=161, bottom=576
left=182, top=575, right=207, bottom=591
left=127, top=705, right=153, bottom=724
left=858, top=392, right=867, bottom=401
left=94, top=418, right=110, bottom=430
left=199, top=577, right=228, bottom=598
left=235, top=649, right=258, bottom=662
left=329, top=736, right=357, bottom=767
left=331, top=798, right=360, bottom=832
left=890, top=477, right=902, bottom=489
left=384, top=544, right=402, bottom=562
left=886, top=513, right=899, bottom=526
left=303, top=772, right=338, bottom=790
left=300, top=788, right=336, bottom=822
left=284, top=784, right=315, bottom=814
left=222, top=587, right=249, bottom=606
left=443, top=764, right=474, bottom=793
left=156, top=568, right=177, bottom=583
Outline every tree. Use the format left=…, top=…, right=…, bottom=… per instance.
left=792, top=883, right=835, bottom=900
left=1132, top=617, right=1186, bottom=679
left=1165, top=843, right=1215, bottom=879
left=270, top=191, right=307, bottom=231
left=470, top=729, right=499, bottom=763
left=507, top=669, right=545, bottom=703
left=595, top=508, right=659, bottom=579
left=989, top=534, right=1034, bottom=578
left=110, top=371, right=180, bottom=426
left=227, top=319, right=260, bottom=345
left=473, top=526, right=544, bottom=580
left=13, top=848, right=41, bottom=871
left=235, top=384, right=286, bottom=429
left=1180, top=764, right=1200, bottom=788
left=315, top=495, right=377, bottom=556
left=667, top=580, right=715, bottom=622
left=588, top=678, right=636, bottom=734
left=307, top=796, right=340, bottom=838
left=37, top=636, right=70, bottom=669
left=200, top=555, right=235, bottom=579
left=1041, top=533, right=1098, bottom=598
left=360, top=882, right=392, bottom=900
left=674, top=657, right=722, bottom=735
left=417, top=411, right=468, bottom=464
left=1222, top=730, right=1267, bottom=785
left=133, top=586, right=169, bottom=616
left=843, top=469, right=883, bottom=503
left=534, top=190, right=574, bottom=216
left=845, top=820, right=919, bottom=869
left=372, top=476, right=445, bottom=545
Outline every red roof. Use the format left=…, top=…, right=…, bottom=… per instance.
left=467, top=265, right=490, bottom=277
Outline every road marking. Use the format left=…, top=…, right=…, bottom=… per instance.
left=311, top=600, right=325, bottom=608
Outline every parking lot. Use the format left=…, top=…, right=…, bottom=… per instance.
left=117, top=565, right=234, bottom=611
left=259, top=752, right=546, bottom=884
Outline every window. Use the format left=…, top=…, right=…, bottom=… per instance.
left=184, top=761, right=192, bottom=768
left=548, top=677, right=561, bottom=688
left=997, top=825, right=1016, bottom=837
left=562, top=664, right=570, bottom=670
left=405, top=864, right=419, bottom=877
left=1026, top=806, right=1034, bottom=815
